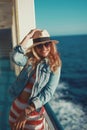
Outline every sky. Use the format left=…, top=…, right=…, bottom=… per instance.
left=34, top=0, right=87, bottom=36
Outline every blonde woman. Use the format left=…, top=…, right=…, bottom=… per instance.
left=9, top=29, right=61, bottom=130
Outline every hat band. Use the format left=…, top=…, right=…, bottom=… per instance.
left=33, top=37, right=50, bottom=44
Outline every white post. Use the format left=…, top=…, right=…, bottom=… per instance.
left=16, top=0, right=36, bottom=42
left=12, top=0, right=36, bottom=75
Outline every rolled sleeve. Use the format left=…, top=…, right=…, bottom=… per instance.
left=32, top=66, right=61, bottom=109
left=11, top=45, right=28, bottom=66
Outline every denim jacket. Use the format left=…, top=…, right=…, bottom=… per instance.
left=9, top=45, right=61, bottom=109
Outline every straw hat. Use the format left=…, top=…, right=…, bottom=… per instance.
left=26, top=29, right=59, bottom=49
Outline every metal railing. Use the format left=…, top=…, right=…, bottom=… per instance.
left=45, top=103, right=64, bottom=130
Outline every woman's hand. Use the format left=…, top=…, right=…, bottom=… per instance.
left=20, top=29, right=40, bottom=44
left=20, top=29, right=40, bottom=47
left=27, top=29, right=40, bottom=38
left=12, top=108, right=31, bottom=130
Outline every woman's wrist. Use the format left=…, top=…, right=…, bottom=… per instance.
left=20, top=36, right=31, bottom=50
left=24, top=104, right=35, bottom=118
left=24, top=107, right=31, bottom=118
left=27, top=103, right=35, bottom=112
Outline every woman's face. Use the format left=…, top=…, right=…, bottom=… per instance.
left=35, top=42, right=51, bottom=58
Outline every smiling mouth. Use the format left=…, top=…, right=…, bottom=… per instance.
left=41, top=50, right=48, bottom=54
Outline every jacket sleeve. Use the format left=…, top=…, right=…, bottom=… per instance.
left=32, top=66, right=61, bottom=109
left=11, top=45, right=28, bottom=66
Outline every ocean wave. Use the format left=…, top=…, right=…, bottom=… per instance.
left=49, top=82, right=87, bottom=130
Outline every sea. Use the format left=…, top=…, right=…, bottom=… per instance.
left=49, top=35, right=87, bottom=130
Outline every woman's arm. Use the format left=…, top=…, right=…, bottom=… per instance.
left=11, top=29, right=38, bottom=66
left=31, top=66, right=61, bottom=109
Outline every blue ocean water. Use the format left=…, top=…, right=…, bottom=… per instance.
left=50, top=35, right=87, bottom=130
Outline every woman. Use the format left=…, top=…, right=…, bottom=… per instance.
left=9, top=29, right=61, bottom=130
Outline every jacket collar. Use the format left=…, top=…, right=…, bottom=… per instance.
left=39, top=58, right=51, bottom=73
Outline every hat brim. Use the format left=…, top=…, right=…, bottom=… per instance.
left=29, top=39, right=59, bottom=49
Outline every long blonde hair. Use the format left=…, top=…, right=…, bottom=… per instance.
left=26, top=42, right=61, bottom=72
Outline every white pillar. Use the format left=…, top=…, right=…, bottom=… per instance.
left=16, top=0, right=36, bottom=42
left=12, top=0, right=36, bottom=45
left=12, top=0, right=36, bottom=75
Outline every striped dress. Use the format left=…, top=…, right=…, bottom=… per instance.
left=9, top=72, right=46, bottom=130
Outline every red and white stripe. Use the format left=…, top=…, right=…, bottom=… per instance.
left=9, top=73, right=46, bottom=130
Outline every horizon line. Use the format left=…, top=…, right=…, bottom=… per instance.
left=51, top=33, right=87, bottom=37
